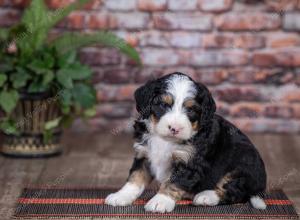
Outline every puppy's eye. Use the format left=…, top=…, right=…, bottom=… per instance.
left=186, top=108, right=194, bottom=113
left=160, top=102, right=170, bottom=108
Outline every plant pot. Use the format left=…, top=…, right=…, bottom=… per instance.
left=1, top=91, right=63, bottom=158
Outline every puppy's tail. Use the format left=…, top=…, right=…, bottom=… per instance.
left=250, top=195, right=266, bottom=209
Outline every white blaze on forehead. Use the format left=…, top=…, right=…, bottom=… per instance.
left=166, top=74, right=196, bottom=111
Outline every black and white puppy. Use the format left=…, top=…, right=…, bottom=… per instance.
left=105, top=72, right=267, bottom=213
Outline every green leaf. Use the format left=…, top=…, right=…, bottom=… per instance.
left=10, top=68, right=31, bottom=89
left=83, top=106, right=96, bottom=118
left=0, top=74, right=7, bottom=87
left=58, top=50, right=77, bottom=67
left=0, top=90, right=19, bottom=113
left=46, top=0, right=91, bottom=29
left=72, top=83, right=96, bottom=109
left=28, top=59, right=50, bottom=74
left=51, top=31, right=141, bottom=64
left=28, top=78, right=48, bottom=93
left=0, top=29, right=9, bottom=41
left=43, top=129, right=53, bottom=143
left=19, top=0, right=49, bottom=55
left=57, top=63, right=92, bottom=81
left=42, top=70, right=54, bottom=86
left=0, top=119, right=19, bottom=135
left=44, top=117, right=61, bottom=130
left=19, top=0, right=92, bottom=56
left=56, top=69, right=73, bottom=89
left=59, top=89, right=72, bottom=106
left=61, top=115, right=74, bottom=128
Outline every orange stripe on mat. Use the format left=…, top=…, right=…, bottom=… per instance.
left=18, top=198, right=292, bottom=205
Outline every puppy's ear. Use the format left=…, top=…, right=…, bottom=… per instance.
left=134, top=80, right=157, bottom=118
left=196, top=83, right=216, bottom=125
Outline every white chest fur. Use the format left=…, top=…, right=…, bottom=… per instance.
left=147, top=136, right=178, bottom=183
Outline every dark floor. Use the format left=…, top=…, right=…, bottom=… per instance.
left=0, top=131, right=299, bottom=220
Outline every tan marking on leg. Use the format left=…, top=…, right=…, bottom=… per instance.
left=215, top=173, right=233, bottom=199
left=128, top=164, right=152, bottom=187
left=159, top=182, right=188, bottom=201
left=172, top=145, right=195, bottom=164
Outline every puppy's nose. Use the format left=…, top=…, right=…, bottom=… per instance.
left=168, top=125, right=182, bottom=135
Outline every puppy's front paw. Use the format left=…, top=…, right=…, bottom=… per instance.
left=144, top=194, right=175, bottom=213
left=193, top=190, right=220, bottom=206
left=105, top=192, right=135, bottom=206
left=105, top=183, right=144, bottom=206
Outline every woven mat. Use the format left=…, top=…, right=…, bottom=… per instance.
left=13, top=188, right=299, bottom=219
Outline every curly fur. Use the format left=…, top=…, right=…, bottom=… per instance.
left=107, top=72, right=267, bottom=211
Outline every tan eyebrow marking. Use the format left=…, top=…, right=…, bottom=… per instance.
left=183, top=99, right=196, bottom=108
left=161, top=94, right=173, bottom=105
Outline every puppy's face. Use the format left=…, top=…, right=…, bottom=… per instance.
left=135, top=73, right=216, bottom=141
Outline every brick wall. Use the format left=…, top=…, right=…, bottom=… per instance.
left=1, top=0, right=300, bottom=133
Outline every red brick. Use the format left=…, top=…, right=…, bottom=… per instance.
left=190, top=51, right=248, bottom=67
left=292, top=104, right=300, bottom=118
left=96, top=102, right=133, bottom=118
left=203, top=34, right=265, bottom=49
left=216, top=101, right=230, bottom=116
left=278, top=85, right=300, bottom=102
left=105, top=0, right=136, bottom=11
left=97, top=84, right=138, bottom=102
left=141, top=48, right=181, bottom=66
left=213, top=85, right=261, bottom=103
left=296, top=70, right=300, bottom=85
left=253, top=50, right=300, bottom=67
left=267, top=33, right=300, bottom=48
left=46, top=0, right=73, bottom=9
left=266, top=0, right=298, bottom=11
left=168, top=0, right=198, bottom=11
left=194, top=69, right=228, bottom=85
left=114, top=31, right=140, bottom=47
left=168, top=32, right=201, bottom=48
left=216, top=13, right=281, bottom=31
left=264, top=104, right=293, bottom=118
left=230, top=118, right=300, bottom=133
left=100, top=68, right=137, bottom=84
left=230, top=102, right=263, bottom=118
left=11, top=0, right=30, bottom=7
left=84, top=0, right=103, bottom=10
left=139, top=31, right=169, bottom=47
left=153, top=13, right=212, bottom=30
left=283, top=13, right=300, bottom=31
left=67, top=12, right=85, bottom=29
left=198, top=0, right=233, bottom=12
left=228, top=68, right=295, bottom=85
left=138, top=0, right=167, bottom=11
left=110, top=13, right=150, bottom=29
left=135, top=68, right=165, bottom=83
left=88, top=13, right=110, bottom=29
left=0, top=9, right=20, bottom=27
left=80, top=48, right=121, bottom=66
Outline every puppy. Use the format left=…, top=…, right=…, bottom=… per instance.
left=105, top=72, right=267, bottom=213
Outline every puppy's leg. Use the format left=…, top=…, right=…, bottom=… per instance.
left=215, top=172, right=266, bottom=209
left=145, top=181, right=188, bottom=213
left=105, top=158, right=152, bottom=206
left=193, top=173, right=232, bottom=206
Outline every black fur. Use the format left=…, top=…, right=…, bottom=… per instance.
left=133, top=72, right=266, bottom=205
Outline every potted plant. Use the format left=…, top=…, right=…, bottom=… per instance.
left=0, top=0, right=141, bottom=157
